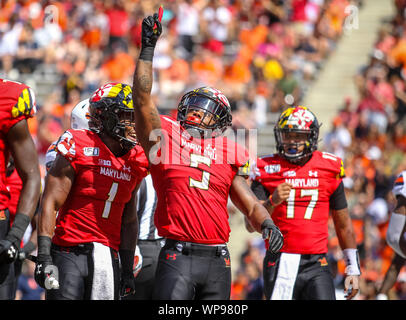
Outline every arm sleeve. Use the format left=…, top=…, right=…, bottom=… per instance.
left=329, top=181, right=348, bottom=210
left=250, top=180, right=270, bottom=201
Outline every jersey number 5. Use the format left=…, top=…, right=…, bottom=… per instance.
left=286, top=189, right=319, bottom=220
left=189, top=154, right=211, bottom=190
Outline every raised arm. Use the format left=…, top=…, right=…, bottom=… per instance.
left=132, top=12, right=163, bottom=157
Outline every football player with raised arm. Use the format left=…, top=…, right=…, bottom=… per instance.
left=132, top=11, right=283, bottom=300
left=249, top=106, right=360, bottom=300
left=34, top=83, right=149, bottom=300
left=0, top=79, right=41, bottom=300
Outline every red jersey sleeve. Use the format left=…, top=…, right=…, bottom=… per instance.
left=0, top=79, right=36, bottom=134
left=316, top=151, right=345, bottom=192
left=56, top=130, right=78, bottom=170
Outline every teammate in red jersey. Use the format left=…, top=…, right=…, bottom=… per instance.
left=35, top=83, right=149, bottom=300
left=249, top=106, right=360, bottom=300
left=0, top=79, right=41, bottom=300
left=132, top=12, right=283, bottom=300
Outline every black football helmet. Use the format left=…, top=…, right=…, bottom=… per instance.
left=274, top=106, right=320, bottom=162
left=88, top=83, right=137, bottom=147
left=177, top=86, right=232, bottom=137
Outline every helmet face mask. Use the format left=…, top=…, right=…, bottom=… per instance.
left=177, top=87, right=232, bottom=138
left=88, top=83, right=137, bottom=147
left=274, top=106, right=319, bottom=163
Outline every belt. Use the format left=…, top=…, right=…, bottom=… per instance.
left=52, top=243, right=94, bottom=255
left=164, top=239, right=227, bottom=258
left=138, top=238, right=164, bottom=242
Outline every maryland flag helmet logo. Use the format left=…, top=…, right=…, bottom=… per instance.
left=88, top=83, right=137, bottom=147
left=274, top=106, right=320, bottom=162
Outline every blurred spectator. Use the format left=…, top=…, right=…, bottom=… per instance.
left=176, top=0, right=200, bottom=60
left=15, top=260, right=45, bottom=300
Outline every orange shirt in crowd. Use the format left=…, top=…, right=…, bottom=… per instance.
left=102, top=52, right=135, bottom=81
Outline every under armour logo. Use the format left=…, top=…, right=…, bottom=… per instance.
left=309, top=170, right=318, bottom=177
left=166, top=254, right=177, bottom=260
left=7, top=246, right=16, bottom=258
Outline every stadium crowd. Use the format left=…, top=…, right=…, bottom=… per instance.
left=0, top=0, right=359, bottom=162
left=4, top=0, right=406, bottom=300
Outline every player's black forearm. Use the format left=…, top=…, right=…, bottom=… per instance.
left=120, top=221, right=138, bottom=252
left=8, top=120, right=41, bottom=219
left=38, top=158, right=74, bottom=238
left=37, top=194, right=59, bottom=239
left=120, top=197, right=138, bottom=251
left=230, top=176, right=271, bottom=233
left=133, top=56, right=161, bottom=155
left=332, top=208, right=357, bottom=249
left=120, top=188, right=139, bottom=251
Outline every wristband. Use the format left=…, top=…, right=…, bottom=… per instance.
left=268, top=195, right=276, bottom=208
left=343, top=248, right=361, bottom=276
left=6, top=213, right=31, bottom=246
left=22, top=240, right=36, bottom=254
left=376, top=293, right=388, bottom=300
left=139, top=46, right=155, bottom=61
left=38, top=236, right=52, bottom=256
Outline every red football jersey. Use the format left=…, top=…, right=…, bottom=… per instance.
left=0, top=79, right=36, bottom=210
left=252, top=151, right=345, bottom=254
left=150, top=115, right=250, bottom=244
left=53, top=129, right=148, bottom=250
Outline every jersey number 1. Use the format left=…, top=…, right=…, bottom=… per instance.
left=102, top=182, right=119, bottom=219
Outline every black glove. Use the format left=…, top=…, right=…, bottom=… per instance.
left=120, top=272, right=136, bottom=297
left=140, top=12, right=162, bottom=61
left=119, top=249, right=136, bottom=297
left=0, top=239, right=18, bottom=264
left=34, top=236, right=59, bottom=289
left=34, top=253, right=59, bottom=289
left=0, top=212, right=31, bottom=264
left=261, top=219, right=284, bottom=254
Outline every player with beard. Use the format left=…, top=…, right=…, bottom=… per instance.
left=249, top=106, right=360, bottom=300
left=34, top=83, right=148, bottom=300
